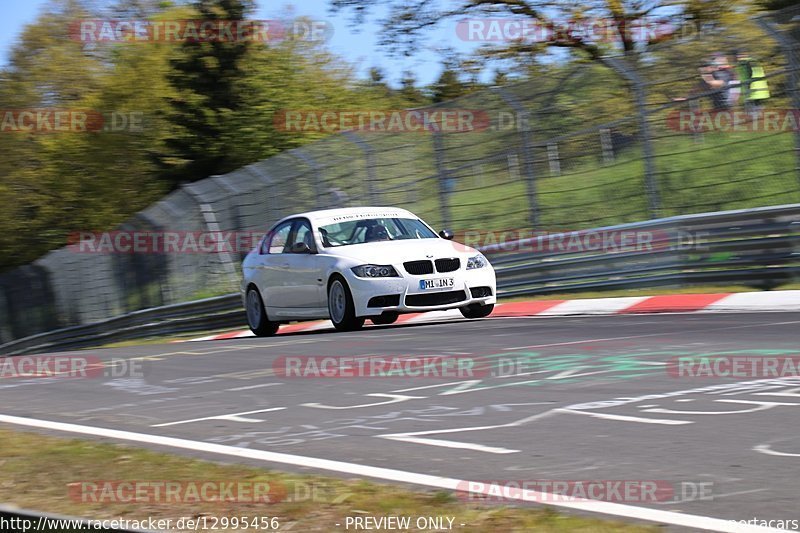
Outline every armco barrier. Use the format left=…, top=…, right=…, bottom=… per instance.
left=0, top=294, right=242, bottom=356
left=489, top=203, right=800, bottom=296
left=0, top=204, right=798, bottom=356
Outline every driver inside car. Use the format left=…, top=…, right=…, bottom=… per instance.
left=364, top=222, right=391, bottom=242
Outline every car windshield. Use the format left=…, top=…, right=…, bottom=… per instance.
left=319, top=217, right=438, bottom=247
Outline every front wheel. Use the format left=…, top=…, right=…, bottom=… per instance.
left=246, top=287, right=279, bottom=336
left=460, top=303, right=494, bottom=319
left=328, top=277, right=365, bottom=331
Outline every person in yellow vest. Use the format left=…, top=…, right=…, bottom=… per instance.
left=734, top=49, right=770, bottom=113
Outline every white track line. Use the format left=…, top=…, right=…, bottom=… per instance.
left=0, top=414, right=785, bottom=532
left=753, top=444, right=800, bottom=457
left=379, top=436, right=519, bottom=454
left=152, top=407, right=286, bottom=427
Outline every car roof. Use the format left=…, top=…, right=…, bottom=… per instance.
left=275, top=207, right=418, bottom=226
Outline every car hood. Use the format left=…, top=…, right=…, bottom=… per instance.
left=322, top=238, right=478, bottom=264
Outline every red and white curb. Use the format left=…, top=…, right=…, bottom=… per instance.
left=184, top=290, right=800, bottom=342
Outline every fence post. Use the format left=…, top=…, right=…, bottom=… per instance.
left=757, top=16, right=800, bottom=187
left=492, top=87, right=540, bottom=227
left=290, top=150, right=325, bottom=209
left=211, top=174, right=243, bottom=231
left=602, top=56, right=661, bottom=218
left=245, top=164, right=279, bottom=223
left=547, top=143, right=561, bottom=176
left=124, top=212, right=168, bottom=309
left=343, top=131, right=380, bottom=205
left=600, top=128, right=615, bottom=164
left=182, top=183, right=240, bottom=291
left=431, top=131, right=452, bottom=229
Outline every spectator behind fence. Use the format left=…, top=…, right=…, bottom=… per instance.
left=673, top=54, right=733, bottom=111
left=702, top=54, right=735, bottom=110
left=734, top=49, right=770, bottom=113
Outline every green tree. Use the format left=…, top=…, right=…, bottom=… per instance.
left=0, top=0, right=112, bottom=268
left=492, top=69, right=509, bottom=86
left=0, top=0, right=423, bottom=271
left=399, top=70, right=429, bottom=106
left=216, top=24, right=386, bottom=164
left=431, top=66, right=467, bottom=103
left=160, top=0, right=255, bottom=186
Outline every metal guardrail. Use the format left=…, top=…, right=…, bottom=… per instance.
left=488, top=203, right=800, bottom=297
left=0, top=294, right=242, bottom=356
left=1, top=204, right=798, bottom=357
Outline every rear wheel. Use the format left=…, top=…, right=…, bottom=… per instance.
left=460, top=303, right=494, bottom=319
left=328, top=277, right=365, bottom=331
left=370, top=312, right=399, bottom=325
left=246, top=287, right=279, bottom=336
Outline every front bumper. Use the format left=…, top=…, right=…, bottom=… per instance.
left=346, top=266, right=497, bottom=317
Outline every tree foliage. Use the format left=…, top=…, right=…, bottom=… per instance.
left=0, top=0, right=429, bottom=270
left=330, top=0, right=739, bottom=59
left=160, top=0, right=255, bottom=185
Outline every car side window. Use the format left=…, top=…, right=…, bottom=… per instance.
left=286, top=220, right=316, bottom=253
left=266, top=221, right=292, bottom=254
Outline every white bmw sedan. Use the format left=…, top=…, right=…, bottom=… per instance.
left=241, top=207, right=496, bottom=335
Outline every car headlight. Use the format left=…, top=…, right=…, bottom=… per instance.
left=466, top=254, right=488, bottom=270
left=351, top=265, right=400, bottom=278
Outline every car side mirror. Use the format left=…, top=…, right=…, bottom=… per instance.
left=290, top=242, right=312, bottom=254
left=439, top=229, right=454, bottom=240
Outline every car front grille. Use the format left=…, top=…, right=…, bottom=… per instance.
left=435, top=258, right=460, bottom=273
left=405, top=290, right=467, bottom=307
left=403, top=260, right=434, bottom=275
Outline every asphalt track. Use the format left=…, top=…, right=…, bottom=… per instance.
left=1, top=312, right=800, bottom=532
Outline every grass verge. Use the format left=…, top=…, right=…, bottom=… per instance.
left=0, top=428, right=658, bottom=532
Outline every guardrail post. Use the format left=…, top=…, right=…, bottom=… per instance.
left=602, top=57, right=661, bottom=218
left=491, top=87, right=540, bottom=227
left=432, top=130, right=452, bottom=229
left=343, top=131, right=379, bottom=205
left=757, top=16, right=800, bottom=188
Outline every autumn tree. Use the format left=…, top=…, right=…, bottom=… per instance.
left=330, top=0, right=738, bottom=59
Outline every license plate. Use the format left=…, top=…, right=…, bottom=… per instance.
left=419, top=278, right=454, bottom=290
